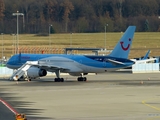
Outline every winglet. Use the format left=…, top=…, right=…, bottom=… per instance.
left=109, top=26, right=136, bottom=59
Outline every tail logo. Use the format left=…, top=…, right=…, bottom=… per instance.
left=120, top=38, right=131, bottom=51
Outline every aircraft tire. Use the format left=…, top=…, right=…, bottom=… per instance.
left=60, top=78, right=64, bottom=82
left=55, top=78, right=64, bottom=82
left=55, top=78, right=58, bottom=82
left=77, top=77, right=82, bottom=81
left=77, top=77, right=87, bottom=82
left=84, top=77, right=87, bottom=81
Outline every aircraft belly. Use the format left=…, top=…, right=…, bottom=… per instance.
left=78, top=63, right=121, bottom=73
left=78, top=64, right=104, bottom=73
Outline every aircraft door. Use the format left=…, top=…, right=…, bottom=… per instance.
left=103, top=62, right=106, bottom=67
left=103, top=58, right=107, bottom=68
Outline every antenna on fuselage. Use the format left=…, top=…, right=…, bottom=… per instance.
left=18, top=52, right=21, bottom=63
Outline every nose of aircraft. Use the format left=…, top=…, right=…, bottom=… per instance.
left=6, top=60, right=12, bottom=69
left=6, top=55, right=18, bottom=69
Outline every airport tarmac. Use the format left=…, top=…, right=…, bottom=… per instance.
left=0, top=102, right=15, bottom=120
left=1, top=72, right=160, bottom=120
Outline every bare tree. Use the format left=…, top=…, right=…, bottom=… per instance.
left=61, top=0, right=74, bottom=32
left=0, top=0, right=4, bottom=20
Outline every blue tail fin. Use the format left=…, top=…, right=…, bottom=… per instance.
left=109, top=26, right=136, bottom=58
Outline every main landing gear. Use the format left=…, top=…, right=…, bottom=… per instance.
left=54, top=70, right=87, bottom=82
left=77, top=73, right=87, bottom=81
left=54, top=70, right=64, bottom=82
left=54, top=78, right=64, bottom=82
left=77, top=77, right=87, bottom=81
left=54, top=77, right=87, bottom=82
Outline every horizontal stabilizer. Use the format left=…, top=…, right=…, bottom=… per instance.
left=106, top=59, right=125, bottom=66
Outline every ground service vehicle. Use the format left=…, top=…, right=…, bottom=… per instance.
left=15, top=114, right=27, bottom=120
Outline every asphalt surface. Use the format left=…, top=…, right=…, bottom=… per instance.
left=0, top=102, right=15, bottom=120
left=1, top=71, right=160, bottom=120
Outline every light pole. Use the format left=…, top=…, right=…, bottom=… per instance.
left=12, top=11, right=24, bottom=54
left=49, top=24, right=52, bottom=53
left=158, top=16, right=160, bottom=33
left=12, top=34, right=16, bottom=55
left=104, top=24, right=108, bottom=51
left=1, top=33, right=3, bottom=65
left=70, top=32, right=73, bottom=47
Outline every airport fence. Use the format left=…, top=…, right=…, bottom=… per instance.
left=0, top=67, right=13, bottom=78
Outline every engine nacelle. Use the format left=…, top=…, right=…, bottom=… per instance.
left=27, top=67, right=47, bottom=79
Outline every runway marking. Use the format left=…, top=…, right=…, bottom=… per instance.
left=142, top=99, right=160, bottom=111
left=147, top=114, right=160, bottom=120
left=0, top=98, right=18, bottom=114
left=142, top=98, right=160, bottom=120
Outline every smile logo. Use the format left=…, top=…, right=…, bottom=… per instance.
left=120, top=38, right=131, bottom=51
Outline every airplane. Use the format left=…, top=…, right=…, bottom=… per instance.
left=131, top=50, right=156, bottom=64
left=6, top=26, right=136, bottom=82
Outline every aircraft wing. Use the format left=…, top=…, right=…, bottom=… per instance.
left=106, top=59, right=125, bottom=66
left=37, top=65, right=69, bottom=71
left=26, top=61, right=70, bottom=71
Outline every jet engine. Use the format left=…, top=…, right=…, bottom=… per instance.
left=27, top=67, right=47, bottom=79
